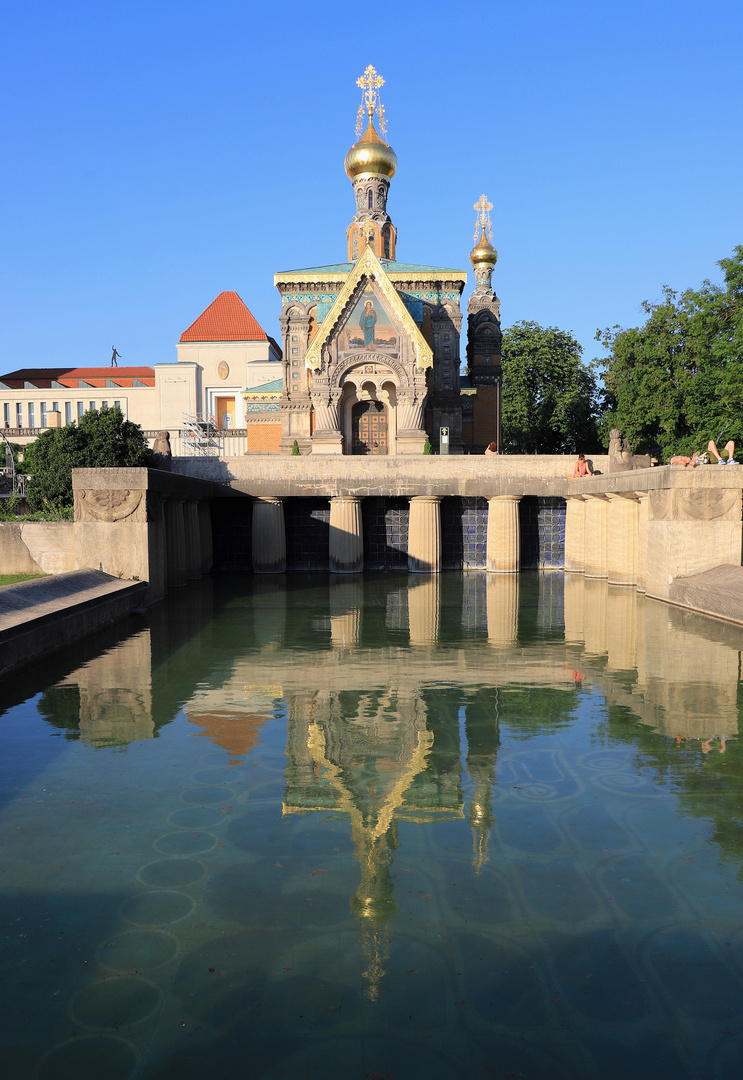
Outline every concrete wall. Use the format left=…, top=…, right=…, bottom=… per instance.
left=0, top=522, right=75, bottom=575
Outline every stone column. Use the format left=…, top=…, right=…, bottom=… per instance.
left=329, top=496, right=364, bottom=574
left=408, top=577, right=440, bottom=645
left=606, top=493, right=639, bottom=586
left=564, top=496, right=586, bottom=573
left=165, top=498, right=187, bottom=588
left=485, top=574, right=519, bottom=646
left=486, top=496, right=521, bottom=573
left=636, top=492, right=649, bottom=594
left=183, top=500, right=202, bottom=580
left=252, top=497, right=286, bottom=574
left=408, top=496, right=441, bottom=573
left=583, top=495, right=608, bottom=579
left=197, top=500, right=213, bottom=574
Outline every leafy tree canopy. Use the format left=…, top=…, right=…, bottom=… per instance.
left=595, top=246, right=743, bottom=460
left=24, top=406, right=154, bottom=511
left=501, top=321, right=599, bottom=454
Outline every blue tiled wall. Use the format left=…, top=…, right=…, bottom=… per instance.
left=363, top=497, right=409, bottom=570
left=211, top=497, right=252, bottom=569
left=442, top=497, right=488, bottom=569
left=285, top=499, right=330, bottom=570
left=520, top=497, right=566, bottom=570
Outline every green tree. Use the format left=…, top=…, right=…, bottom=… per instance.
left=24, top=406, right=154, bottom=511
left=501, top=321, right=599, bottom=453
left=596, top=246, right=743, bottom=460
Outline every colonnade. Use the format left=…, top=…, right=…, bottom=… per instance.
left=250, top=494, right=523, bottom=575
left=564, top=492, right=649, bottom=590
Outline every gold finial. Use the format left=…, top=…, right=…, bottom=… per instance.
left=473, top=193, right=494, bottom=243
left=355, top=64, right=387, bottom=137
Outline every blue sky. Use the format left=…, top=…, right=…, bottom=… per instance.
left=2, top=0, right=741, bottom=373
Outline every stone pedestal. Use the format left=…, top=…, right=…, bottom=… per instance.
left=606, top=493, right=639, bottom=586
left=165, top=499, right=187, bottom=588
left=583, top=495, right=608, bottom=579
left=252, top=497, right=286, bottom=574
left=408, top=496, right=441, bottom=573
left=485, top=575, right=519, bottom=645
left=408, top=577, right=440, bottom=644
left=486, top=496, right=521, bottom=573
left=329, top=497, right=363, bottom=574
left=183, top=500, right=202, bottom=580
left=564, top=496, right=586, bottom=573
left=311, top=431, right=344, bottom=454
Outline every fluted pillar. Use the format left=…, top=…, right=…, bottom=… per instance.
left=198, top=500, right=213, bottom=573
left=486, top=495, right=521, bottom=573
left=606, top=493, right=639, bottom=586
left=583, top=495, right=608, bottom=579
left=408, top=496, right=441, bottom=573
left=252, top=497, right=286, bottom=574
left=636, top=493, right=649, bottom=594
left=165, top=498, right=187, bottom=588
left=564, top=496, right=586, bottom=573
left=408, top=577, right=440, bottom=645
left=183, top=500, right=202, bottom=580
left=329, top=496, right=364, bottom=573
left=485, top=574, right=519, bottom=646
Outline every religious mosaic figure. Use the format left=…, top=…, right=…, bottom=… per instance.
left=360, top=300, right=377, bottom=349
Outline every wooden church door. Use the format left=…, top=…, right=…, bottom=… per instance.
left=352, top=401, right=388, bottom=455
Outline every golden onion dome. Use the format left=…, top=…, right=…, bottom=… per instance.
left=345, top=116, right=397, bottom=179
left=470, top=224, right=498, bottom=267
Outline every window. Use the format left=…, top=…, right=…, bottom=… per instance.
left=52, top=401, right=59, bottom=412
left=114, top=400, right=121, bottom=410
left=3, top=403, right=9, bottom=427
left=368, top=189, right=373, bottom=209
left=65, top=402, right=72, bottom=424
left=102, top=401, right=108, bottom=409
left=89, top=401, right=96, bottom=411
left=16, top=403, right=22, bottom=427
left=28, top=403, right=35, bottom=427
left=77, top=402, right=84, bottom=419
left=41, top=402, right=47, bottom=428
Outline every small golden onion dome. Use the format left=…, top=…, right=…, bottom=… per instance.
left=345, top=116, right=397, bottom=179
left=469, top=224, right=498, bottom=267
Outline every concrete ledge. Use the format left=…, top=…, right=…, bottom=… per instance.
left=0, top=569, right=147, bottom=678
left=668, top=564, right=743, bottom=626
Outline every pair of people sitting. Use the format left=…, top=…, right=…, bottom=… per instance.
left=670, top=440, right=737, bottom=467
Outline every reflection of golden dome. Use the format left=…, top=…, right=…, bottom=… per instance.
left=469, top=224, right=498, bottom=267
left=345, top=117, right=397, bottom=179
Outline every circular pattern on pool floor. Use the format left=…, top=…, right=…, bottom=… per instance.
left=35, top=1035, right=138, bottom=1080
left=190, top=766, right=242, bottom=784
left=179, top=784, right=232, bottom=806
left=167, top=806, right=225, bottom=829
left=70, top=977, right=162, bottom=1030
left=96, top=929, right=180, bottom=974
left=119, top=889, right=194, bottom=926
left=153, top=830, right=216, bottom=856
left=137, top=858, right=206, bottom=887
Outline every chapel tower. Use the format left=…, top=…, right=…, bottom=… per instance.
left=345, top=66, right=398, bottom=262
left=466, top=194, right=503, bottom=450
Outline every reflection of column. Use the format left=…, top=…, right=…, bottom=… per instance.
left=329, top=579, right=364, bottom=648
left=252, top=497, right=286, bottom=574
left=564, top=496, right=586, bottom=573
left=606, top=494, right=639, bottom=586
left=584, top=495, right=608, bottom=579
left=486, top=495, right=521, bottom=573
left=198, top=500, right=213, bottom=573
left=485, top=574, right=519, bottom=646
left=563, top=573, right=586, bottom=646
left=582, top=578, right=607, bottom=657
left=329, top=497, right=364, bottom=574
left=408, top=496, right=441, bottom=573
left=63, top=630, right=154, bottom=748
left=408, top=577, right=440, bottom=645
left=165, top=499, right=187, bottom=588
left=606, top=586, right=637, bottom=670
left=636, top=493, right=649, bottom=594
left=251, top=577, right=286, bottom=644
left=183, top=500, right=202, bottom=580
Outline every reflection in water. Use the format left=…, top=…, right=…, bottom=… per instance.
left=10, top=573, right=743, bottom=1078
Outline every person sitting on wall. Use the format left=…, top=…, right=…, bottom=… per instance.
left=570, top=453, right=593, bottom=478
left=708, top=439, right=737, bottom=464
left=484, top=442, right=498, bottom=456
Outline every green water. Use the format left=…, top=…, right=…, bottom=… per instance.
left=2, top=572, right=743, bottom=1079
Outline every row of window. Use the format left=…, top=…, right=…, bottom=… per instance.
left=2, top=400, right=122, bottom=428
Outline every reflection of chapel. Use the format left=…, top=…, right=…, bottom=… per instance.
left=272, top=66, right=503, bottom=456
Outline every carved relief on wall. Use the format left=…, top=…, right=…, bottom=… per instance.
left=218, top=361, right=230, bottom=380
left=75, top=489, right=145, bottom=523
left=650, top=488, right=741, bottom=521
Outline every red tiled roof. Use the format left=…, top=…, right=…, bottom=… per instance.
left=64, top=367, right=154, bottom=378
left=179, top=291, right=269, bottom=342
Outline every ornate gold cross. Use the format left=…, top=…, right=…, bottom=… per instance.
left=473, top=193, right=493, bottom=242
left=355, top=65, right=387, bottom=137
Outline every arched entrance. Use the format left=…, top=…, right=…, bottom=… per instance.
left=352, top=400, right=388, bottom=455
